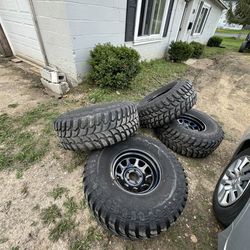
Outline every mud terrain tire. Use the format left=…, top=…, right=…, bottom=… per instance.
left=156, top=109, right=224, bottom=158
left=83, top=135, right=188, bottom=239
left=138, top=80, right=197, bottom=128
left=54, top=102, right=139, bottom=151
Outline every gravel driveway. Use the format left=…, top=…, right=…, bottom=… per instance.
left=0, top=52, right=249, bottom=250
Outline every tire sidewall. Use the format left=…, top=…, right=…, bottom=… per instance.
left=162, top=109, right=221, bottom=139
left=85, top=136, right=186, bottom=213
left=138, top=81, right=178, bottom=106
left=239, top=41, right=247, bottom=52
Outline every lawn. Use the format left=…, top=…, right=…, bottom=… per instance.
left=0, top=38, right=249, bottom=249
left=203, top=36, right=244, bottom=58
left=216, top=28, right=250, bottom=35
left=76, top=59, right=187, bottom=104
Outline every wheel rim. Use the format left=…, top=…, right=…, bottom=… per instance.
left=177, top=115, right=206, bottom=131
left=218, top=155, right=250, bottom=207
left=112, top=150, right=160, bottom=194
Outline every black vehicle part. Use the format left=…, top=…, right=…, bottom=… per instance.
left=54, top=102, right=139, bottom=151
left=156, top=109, right=224, bottom=158
left=83, top=135, right=188, bottom=239
left=213, top=148, right=250, bottom=227
left=239, top=41, right=248, bottom=52
left=138, top=80, right=197, bottom=128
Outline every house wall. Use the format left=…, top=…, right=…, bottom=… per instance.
left=178, top=0, right=224, bottom=44
left=32, top=0, right=78, bottom=84
left=126, top=0, right=187, bottom=60
left=0, top=0, right=45, bottom=65
left=62, top=0, right=187, bottom=77
left=2, top=0, right=224, bottom=85
left=64, top=0, right=127, bottom=79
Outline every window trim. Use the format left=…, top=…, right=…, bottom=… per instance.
left=192, top=2, right=211, bottom=36
left=133, top=0, right=169, bottom=43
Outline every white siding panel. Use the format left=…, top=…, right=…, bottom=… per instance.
left=64, top=0, right=126, bottom=79
left=0, top=0, right=44, bottom=65
left=33, top=0, right=79, bottom=83
left=178, top=0, right=224, bottom=44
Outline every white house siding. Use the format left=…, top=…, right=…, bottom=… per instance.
left=0, top=0, right=225, bottom=84
left=127, top=0, right=187, bottom=60
left=32, top=0, right=78, bottom=84
left=178, top=0, right=223, bottom=44
left=64, top=0, right=127, bottom=79
left=0, top=0, right=44, bottom=65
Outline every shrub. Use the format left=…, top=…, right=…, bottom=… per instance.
left=190, top=41, right=205, bottom=58
left=207, top=36, right=223, bottom=47
left=89, top=43, right=141, bottom=89
left=168, top=41, right=194, bottom=62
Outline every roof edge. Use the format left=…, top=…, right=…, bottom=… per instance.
left=215, top=0, right=228, bottom=9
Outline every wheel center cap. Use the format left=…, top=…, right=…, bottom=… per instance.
left=124, top=167, right=143, bottom=186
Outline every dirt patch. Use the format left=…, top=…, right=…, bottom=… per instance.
left=185, top=58, right=214, bottom=70
left=0, top=52, right=250, bottom=249
left=0, top=59, right=50, bottom=116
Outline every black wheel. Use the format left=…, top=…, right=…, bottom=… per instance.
left=137, top=79, right=197, bottom=128
left=213, top=148, right=250, bottom=227
left=239, top=41, right=247, bottom=52
left=83, top=135, right=188, bottom=239
left=54, top=102, right=139, bottom=151
left=156, top=109, right=224, bottom=158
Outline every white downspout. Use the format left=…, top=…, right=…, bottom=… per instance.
left=28, top=0, right=49, bottom=66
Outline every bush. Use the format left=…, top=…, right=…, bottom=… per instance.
left=89, top=43, right=141, bottom=89
left=168, top=41, right=194, bottom=62
left=207, top=36, right=223, bottom=47
left=190, top=41, right=205, bottom=58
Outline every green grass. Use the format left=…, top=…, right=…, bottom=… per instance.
left=203, top=36, right=244, bottom=58
left=62, top=152, right=87, bottom=173
left=40, top=196, right=86, bottom=243
left=40, top=204, right=62, bottom=225
left=0, top=102, right=60, bottom=171
left=0, top=238, right=8, bottom=244
left=11, top=247, right=19, bottom=250
left=49, top=186, right=69, bottom=200
left=20, top=183, right=29, bottom=197
left=63, top=196, right=78, bottom=217
left=49, top=218, right=76, bottom=242
left=216, top=28, right=249, bottom=35
left=78, top=59, right=187, bottom=103
left=70, top=227, right=103, bottom=250
left=8, top=103, right=19, bottom=108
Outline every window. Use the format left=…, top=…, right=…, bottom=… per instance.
left=193, top=2, right=211, bottom=35
left=134, top=0, right=168, bottom=41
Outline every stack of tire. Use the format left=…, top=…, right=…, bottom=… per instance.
left=54, top=79, right=224, bottom=240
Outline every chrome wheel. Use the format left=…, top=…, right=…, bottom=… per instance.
left=218, top=156, right=250, bottom=207
left=177, top=115, right=206, bottom=131
left=112, top=150, right=160, bottom=194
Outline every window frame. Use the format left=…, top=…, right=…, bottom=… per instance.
left=133, top=0, right=169, bottom=43
left=192, top=2, right=211, bottom=36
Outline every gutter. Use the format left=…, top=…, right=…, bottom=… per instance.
left=215, top=0, right=228, bottom=9
left=28, top=0, right=49, bottom=66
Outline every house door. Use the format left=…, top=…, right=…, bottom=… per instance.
left=177, top=1, right=190, bottom=41
left=0, top=0, right=45, bottom=65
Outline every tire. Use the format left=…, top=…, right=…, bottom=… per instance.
left=213, top=148, right=250, bottom=227
left=156, top=109, right=224, bottom=158
left=83, top=135, right=188, bottom=240
left=239, top=41, right=247, bottom=52
left=54, top=102, right=139, bottom=151
left=137, top=80, right=197, bottom=128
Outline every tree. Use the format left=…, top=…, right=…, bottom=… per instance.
left=227, top=0, right=250, bottom=26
